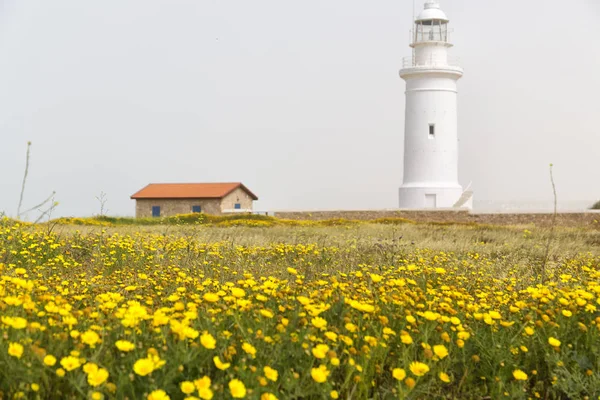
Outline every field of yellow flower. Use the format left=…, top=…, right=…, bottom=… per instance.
left=0, top=217, right=599, bottom=399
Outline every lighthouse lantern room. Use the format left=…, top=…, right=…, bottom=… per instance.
left=398, top=0, right=471, bottom=209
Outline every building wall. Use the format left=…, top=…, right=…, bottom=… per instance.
left=220, top=188, right=255, bottom=212
left=135, top=199, right=222, bottom=218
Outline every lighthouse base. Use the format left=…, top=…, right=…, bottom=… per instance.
left=398, top=185, right=464, bottom=209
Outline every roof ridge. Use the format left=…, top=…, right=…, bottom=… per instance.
left=146, top=182, right=241, bottom=185
left=130, top=182, right=257, bottom=200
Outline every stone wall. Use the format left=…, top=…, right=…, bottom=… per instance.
left=273, top=210, right=600, bottom=228
left=221, top=187, right=254, bottom=211
left=134, top=188, right=255, bottom=217
left=135, top=199, right=222, bottom=218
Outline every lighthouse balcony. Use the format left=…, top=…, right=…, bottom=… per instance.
left=401, top=55, right=460, bottom=69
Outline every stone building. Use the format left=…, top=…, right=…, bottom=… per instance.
left=130, top=182, right=258, bottom=218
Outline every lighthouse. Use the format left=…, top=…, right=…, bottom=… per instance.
left=398, top=0, right=471, bottom=209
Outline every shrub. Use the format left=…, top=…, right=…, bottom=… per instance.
left=371, top=217, right=416, bottom=225
left=591, top=200, right=600, bottom=210
left=213, top=219, right=275, bottom=228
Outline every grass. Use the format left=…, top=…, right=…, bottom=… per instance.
left=0, top=217, right=599, bottom=399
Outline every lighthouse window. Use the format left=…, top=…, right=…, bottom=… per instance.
left=429, top=124, right=435, bottom=138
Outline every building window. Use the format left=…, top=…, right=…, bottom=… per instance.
left=234, top=203, right=241, bottom=209
left=429, top=124, right=435, bottom=138
left=192, top=205, right=201, bottom=213
left=152, top=206, right=161, bottom=217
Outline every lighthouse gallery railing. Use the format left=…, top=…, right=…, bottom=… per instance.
left=401, top=55, right=461, bottom=69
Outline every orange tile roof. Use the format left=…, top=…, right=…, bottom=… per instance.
left=130, top=182, right=258, bottom=200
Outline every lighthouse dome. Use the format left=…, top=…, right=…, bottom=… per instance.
left=415, top=1, right=449, bottom=24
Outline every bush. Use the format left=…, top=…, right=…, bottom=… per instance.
left=213, top=219, right=275, bottom=228
left=371, top=217, right=416, bottom=225
left=591, top=200, right=600, bottom=210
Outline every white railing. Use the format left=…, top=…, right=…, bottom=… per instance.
left=401, top=55, right=460, bottom=69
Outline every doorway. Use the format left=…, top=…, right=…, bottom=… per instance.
left=425, top=194, right=437, bottom=208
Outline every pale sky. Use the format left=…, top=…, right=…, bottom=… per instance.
left=1, top=0, right=599, bottom=218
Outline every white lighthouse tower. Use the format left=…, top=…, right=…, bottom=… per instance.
left=398, top=0, right=471, bottom=209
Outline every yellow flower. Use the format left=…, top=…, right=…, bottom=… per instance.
left=213, top=356, right=230, bottom=370
left=422, top=311, right=439, bottom=321
left=260, top=309, right=274, bottom=318
left=364, top=336, right=377, bottom=347
left=91, top=392, right=104, bottom=400
left=203, top=292, right=220, bottom=303
left=513, top=369, right=528, bottom=381
left=106, top=383, right=117, bottom=393
left=44, top=355, right=57, bottom=366
left=287, top=267, right=298, bottom=274
left=383, top=328, right=396, bottom=338
left=200, top=332, right=216, bottom=349
left=81, top=330, right=100, bottom=347
left=133, top=358, right=155, bottom=376
left=60, top=356, right=81, bottom=371
left=194, top=376, right=211, bottom=391
left=400, top=332, right=413, bottom=345
left=148, top=390, right=170, bottom=400
left=56, top=368, right=66, bottom=377
left=228, top=379, right=247, bottom=398
left=292, top=297, right=309, bottom=308
left=312, top=344, right=330, bottom=359
left=311, top=365, right=330, bottom=383
left=405, top=377, right=416, bottom=389
left=562, top=310, right=572, bottom=317
left=524, top=327, right=535, bottom=336
left=181, top=381, right=195, bottom=394
left=242, top=342, right=257, bottom=357
left=115, top=340, right=135, bottom=352
left=439, top=372, right=451, bottom=383
left=83, top=362, right=99, bottom=374
left=433, top=345, right=449, bottom=359
left=349, top=300, right=375, bottom=313
left=31, top=384, right=40, bottom=392
left=330, top=391, right=339, bottom=399
left=231, top=288, right=246, bottom=298
left=311, top=317, right=327, bottom=329
left=87, top=368, right=109, bottom=387
left=8, top=317, right=27, bottom=329
left=548, top=337, right=561, bottom=347
left=392, top=368, right=406, bottom=381
left=260, top=394, right=277, bottom=400
left=489, top=311, right=502, bottom=320
left=264, top=366, right=278, bottom=382
left=198, top=388, right=213, bottom=400
left=457, top=331, right=470, bottom=340
left=409, top=361, right=430, bottom=377
left=8, top=342, right=24, bottom=359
